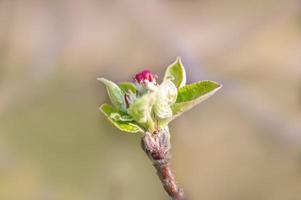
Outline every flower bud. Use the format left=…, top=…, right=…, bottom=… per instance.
left=134, top=70, right=157, bottom=84
left=133, top=69, right=158, bottom=93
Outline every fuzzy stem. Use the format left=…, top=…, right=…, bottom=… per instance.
left=141, top=129, right=185, bottom=200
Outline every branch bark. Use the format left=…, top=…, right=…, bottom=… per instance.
left=141, top=129, right=185, bottom=200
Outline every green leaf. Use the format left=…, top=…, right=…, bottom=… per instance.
left=110, top=113, right=134, bottom=122
left=171, top=80, right=222, bottom=118
left=119, top=82, right=137, bottom=93
left=100, top=104, right=144, bottom=133
left=127, top=91, right=156, bottom=131
left=97, top=78, right=126, bottom=111
left=153, top=100, right=172, bottom=119
left=159, top=79, right=178, bottom=105
left=153, top=80, right=177, bottom=119
left=163, top=57, right=186, bottom=88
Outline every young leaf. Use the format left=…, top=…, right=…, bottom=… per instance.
left=97, top=78, right=126, bottom=111
left=171, top=80, right=222, bottom=118
left=119, top=82, right=137, bottom=93
left=153, top=80, right=177, bottom=120
left=110, top=113, right=134, bottom=122
left=163, top=57, right=186, bottom=88
left=127, top=91, right=156, bottom=131
left=153, top=100, right=172, bottom=119
left=159, top=79, right=178, bottom=105
left=100, top=104, right=144, bottom=133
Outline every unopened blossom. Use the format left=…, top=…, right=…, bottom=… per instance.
left=133, top=70, right=158, bottom=93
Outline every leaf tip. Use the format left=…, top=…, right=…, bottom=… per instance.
left=214, top=81, right=223, bottom=90
left=175, top=56, right=182, bottom=63
left=208, top=81, right=223, bottom=97
left=96, top=77, right=106, bottom=83
left=99, top=103, right=109, bottom=113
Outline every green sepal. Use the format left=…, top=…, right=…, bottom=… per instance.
left=163, top=57, right=186, bottom=88
left=171, top=80, right=222, bottom=118
left=119, top=82, right=137, bottom=93
left=100, top=104, right=144, bottom=133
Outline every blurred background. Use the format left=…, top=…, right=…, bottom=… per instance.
left=0, top=0, right=301, bottom=199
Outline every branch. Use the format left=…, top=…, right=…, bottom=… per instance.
left=141, top=130, right=185, bottom=200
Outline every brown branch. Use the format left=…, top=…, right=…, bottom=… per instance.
left=141, top=130, right=185, bottom=200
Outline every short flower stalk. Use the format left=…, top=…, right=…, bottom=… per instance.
left=98, top=57, right=222, bottom=200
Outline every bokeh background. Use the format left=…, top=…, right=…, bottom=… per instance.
left=1, top=0, right=301, bottom=199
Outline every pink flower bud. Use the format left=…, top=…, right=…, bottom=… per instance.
left=134, top=70, right=157, bottom=84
